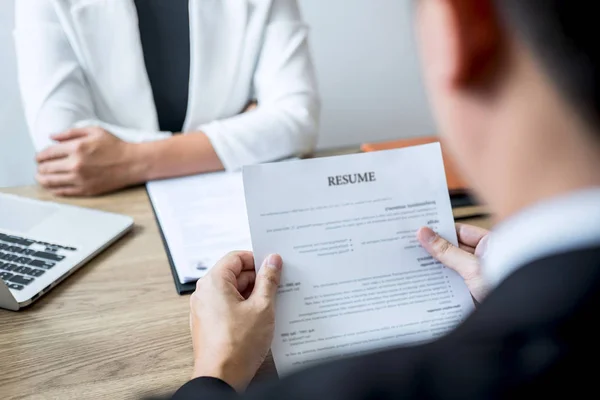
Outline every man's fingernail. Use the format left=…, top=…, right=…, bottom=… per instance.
left=476, top=235, right=490, bottom=258
left=420, top=227, right=438, bottom=243
left=263, top=254, right=282, bottom=270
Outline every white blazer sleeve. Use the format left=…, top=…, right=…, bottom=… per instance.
left=13, top=1, right=170, bottom=152
left=200, top=0, right=321, bottom=171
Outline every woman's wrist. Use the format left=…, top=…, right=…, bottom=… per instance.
left=122, top=133, right=225, bottom=185
left=124, top=141, right=154, bottom=184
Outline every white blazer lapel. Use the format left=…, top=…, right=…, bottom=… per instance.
left=186, top=0, right=248, bottom=128
left=69, top=0, right=159, bottom=130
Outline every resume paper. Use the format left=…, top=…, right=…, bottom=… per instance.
left=243, top=144, right=475, bottom=374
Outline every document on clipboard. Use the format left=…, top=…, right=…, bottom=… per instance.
left=147, top=170, right=252, bottom=293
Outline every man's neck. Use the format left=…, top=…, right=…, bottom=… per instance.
left=491, top=129, right=600, bottom=223
left=484, top=56, right=600, bottom=223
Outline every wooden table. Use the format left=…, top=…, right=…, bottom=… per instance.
left=0, top=184, right=491, bottom=400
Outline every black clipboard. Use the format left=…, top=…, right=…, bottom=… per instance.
left=146, top=189, right=197, bottom=295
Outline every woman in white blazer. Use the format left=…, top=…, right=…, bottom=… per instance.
left=14, top=0, right=320, bottom=196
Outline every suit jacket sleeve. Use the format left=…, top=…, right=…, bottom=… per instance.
left=199, top=0, right=321, bottom=171
left=172, top=377, right=237, bottom=399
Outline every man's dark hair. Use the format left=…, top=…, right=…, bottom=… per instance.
left=495, top=0, right=600, bottom=132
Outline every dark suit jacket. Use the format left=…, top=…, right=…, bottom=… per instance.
left=170, top=246, right=600, bottom=399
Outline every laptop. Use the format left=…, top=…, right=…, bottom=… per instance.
left=0, top=193, right=133, bottom=311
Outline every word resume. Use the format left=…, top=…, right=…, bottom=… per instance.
left=243, top=143, right=475, bottom=375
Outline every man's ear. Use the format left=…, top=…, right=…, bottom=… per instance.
left=419, top=0, right=503, bottom=88
left=453, top=0, right=503, bottom=85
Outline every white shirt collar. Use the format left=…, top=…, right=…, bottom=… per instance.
left=483, top=188, right=600, bottom=288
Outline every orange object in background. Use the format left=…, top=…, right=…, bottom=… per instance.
left=361, top=136, right=468, bottom=194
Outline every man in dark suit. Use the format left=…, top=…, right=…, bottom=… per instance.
left=169, top=0, right=600, bottom=398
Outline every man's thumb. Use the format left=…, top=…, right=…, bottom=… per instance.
left=417, top=227, right=478, bottom=280
left=251, top=254, right=283, bottom=301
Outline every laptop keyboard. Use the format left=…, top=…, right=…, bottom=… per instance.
left=0, top=232, right=77, bottom=291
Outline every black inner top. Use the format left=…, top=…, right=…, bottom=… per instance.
left=134, top=0, right=191, bottom=133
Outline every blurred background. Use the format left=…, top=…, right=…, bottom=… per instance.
left=0, top=0, right=434, bottom=188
